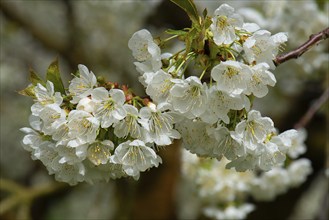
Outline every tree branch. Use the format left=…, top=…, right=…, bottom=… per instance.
left=0, top=1, right=86, bottom=69
left=0, top=1, right=67, bottom=54
left=274, top=27, right=329, bottom=66
left=0, top=178, right=67, bottom=216
left=294, top=88, right=329, bottom=129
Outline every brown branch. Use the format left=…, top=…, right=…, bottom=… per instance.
left=274, top=27, right=329, bottom=66
left=294, top=88, right=329, bottom=129
left=0, top=1, right=67, bottom=54
left=0, top=1, right=85, bottom=69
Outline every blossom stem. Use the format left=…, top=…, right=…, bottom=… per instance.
left=171, top=48, right=186, bottom=60
left=274, top=27, right=329, bottom=66
left=199, top=67, right=208, bottom=80
left=162, top=34, right=179, bottom=43
left=175, top=52, right=194, bottom=75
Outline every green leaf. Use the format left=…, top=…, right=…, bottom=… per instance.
left=170, top=0, right=199, bottom=25
left=18, top=84, right=36, bottom=98
left=46, top=58, right=65, bottom=94
left=202, top=8, right=208, bottom=18
left=29, top=68, right=45, bottom=86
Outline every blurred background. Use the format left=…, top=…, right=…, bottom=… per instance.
left=0, top=0, right=328, bottom=219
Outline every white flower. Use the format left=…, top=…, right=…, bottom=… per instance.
left=245, top=63, right=276, bottom=98
left=67, top=110, right=100, bottom=143
left=51, top=160, right=86, bottom=186
left=92, top=87, right=126, bottom=128
left=56, top=142, right=88, bottom=165
left=28, top=114, right=42, bottom=131
left=250, top=167, right=290, bottom=201
left=211, top=60, right=251, bottom=95
left=200, top=86, right=249, bottom=124
left=210, top=4, right=243, bottom=45
left=204, top=204, right=255, bottom=220
left=256, top=142, right=286, bottom=171
left=20, top=127, right=52, bottom=156
left=38, top=104, right=67, bottom=135
left=128, top=29, right=159, bottom=61
left=274, top=129, right=307, bottom=159
left=128, top=29, right=161, bottom=63
left=20, top=115, right=57, bottom=162
left=225, top=154, right=258, bottom=172
left=208, top=126, right=244, bottom=160
left=77, top=97, right=97, bottom=113
left=83, top=162, right=126, bottom=184
left=135, top=64, right=156, bottom=87
left=36, top=144, right=58, bottom=170
left=287, top=158, right=312, bottom=187
left=228, top=110, right=284, bottom=171
left=194, top=158, right=252, bottom=202
left=129, top=29, right=162, bottom=79
left=139, top=103, right=180, bottom=146
left=69, top=64, right=97, bottom=104
left=21, top=127, right=58, bottom=168
left=243, top=30, right=288, bottom=69
left=170, top=76, right=208, bottom=118
left=87, top=140, right=114, bottom=166
left=146, top=69, right=174, bottom=104
left=111, top=140, right=162, bottom=180
left=134, top=61, right=162, bottom=87
left=176, top=119, right=219, bottom=157
left=114, top=104, right=145, bottom=140
left=231, top=110, right=275, bottom=152
left=241, top=22, right=260, bottom=33
left=31, top=81, right=63, bottom=116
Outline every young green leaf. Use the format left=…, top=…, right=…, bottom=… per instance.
left=165, top=29, right=188, bottom=36
left=18, top=84, right=36, bottom=98
left=170, top=0, right=200, bottom=26
left=29, top=68, right=45, bottom=86
left=202, top=8, right=208, bottom=18
left=46, top=58, right=65, bottom=94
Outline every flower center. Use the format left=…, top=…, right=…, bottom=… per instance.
left=104, top=99, right=115, bottom=110
left=217, top=15, right=229, bottom=30
left=225, top=66, right=239, bottom=78
left=88, top=143, right=111, bottom=165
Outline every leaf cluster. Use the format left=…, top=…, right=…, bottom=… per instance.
left=18, top=58, right=66, bottom=97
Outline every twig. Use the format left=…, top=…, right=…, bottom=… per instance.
left=274, top=27, right=329, bottom=66
left=294, top=88, right=329, bottom=129
left=0, top=178, right=67, bottom=216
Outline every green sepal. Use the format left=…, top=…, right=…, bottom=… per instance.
left=170, top=0, right=200, bottom=26
left=29, top=68, right=45, bottom=86
left=203, top=16, right=212, bottom=29
left=18, top=84, right=36, bottom=98
left=46, top=58, right=66, bottom=94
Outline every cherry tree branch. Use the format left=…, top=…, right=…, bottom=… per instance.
left=294, top=88, right=329, bottom=129
left=274, top=27, right=329, bottom=66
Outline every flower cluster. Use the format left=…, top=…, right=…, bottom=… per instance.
left=20, top=64, right=180, bottom=184
left=129, top=3, right=293, bottom=172
left=20, top=3, right=309, bottom=186
left=178, top=144, right=312, bottom=219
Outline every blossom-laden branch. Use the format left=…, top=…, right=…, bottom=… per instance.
left=294, top=88, right=329, bottom=129
left=274, top=27, right=329, bottom=66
